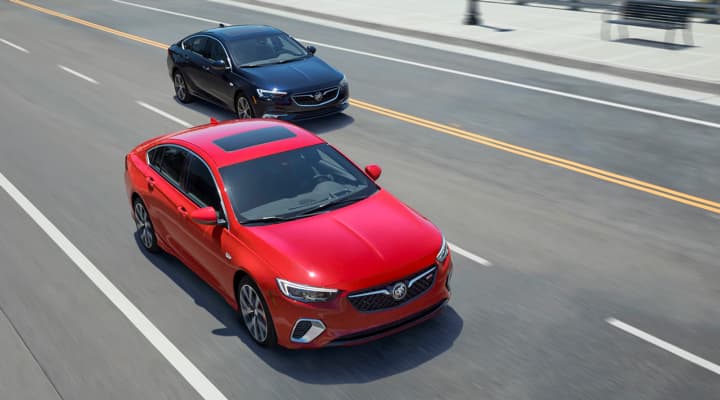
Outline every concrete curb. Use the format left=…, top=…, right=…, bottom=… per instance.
left=242, top=0, right=720, bottom=95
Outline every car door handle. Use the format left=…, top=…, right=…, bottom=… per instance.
left=202, top=65, right=210, bottom=71
left=146, top=176, right=155, bottom=189
left=177, top=206, right=188, bottom=217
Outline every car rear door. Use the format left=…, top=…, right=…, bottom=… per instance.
left=181, top=35, right=212, bottom=99
left=144, top=145, right=193, bottom=259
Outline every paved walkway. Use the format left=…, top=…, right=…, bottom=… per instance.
left=253, top=0, right=720, bottom=84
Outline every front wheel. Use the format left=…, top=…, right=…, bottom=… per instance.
left=236, top=94, right=254, bottom=119
left=237, top=277, right=277, bottom=347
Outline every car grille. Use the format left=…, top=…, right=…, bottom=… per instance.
left=292, top=87, right=340, bottom=107
left=347, top=266, right=436, bottom=312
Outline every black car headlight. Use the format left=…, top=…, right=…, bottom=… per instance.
left=436, top=235, right=449, bottom=264
left=256, top=88, right=287, bottom=100
left=276, top=278, right=338, bottom=302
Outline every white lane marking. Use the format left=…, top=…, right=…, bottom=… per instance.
left=0, top=38, right=29, bottom=53
left=205, top=0, right=720, bottom=107
left=296, top=41, right=720, bottom=130
left=115, top=0, right=720, bottom=129
left=112, top=0, right=223, bottom=24
left=607, top=318, right=720, bottom=376
left=0, top=172, right=229, bottom=400
left=449, top=243, right=491, bottom=267
left=137, top=101, right=192, bottom=127
left=58, top=65, right=99, bottom=84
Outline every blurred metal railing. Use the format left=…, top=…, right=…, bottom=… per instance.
left=499, top=0, right=720, bottom=23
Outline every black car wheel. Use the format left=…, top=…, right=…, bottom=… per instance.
left=173, top=71, right=194, bottom=103
left=237, top=276, right=277, bottom=347
left=133, top=197, right=161, bottom=253
left=236, top=94, right=254, bottom=119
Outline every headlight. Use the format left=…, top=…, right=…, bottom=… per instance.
left=256, top=88, right=287, bottom=100
left=436, top=235, right=449, bottom=264
left=339, top=76, right=348, bottom=87
left=276, top=278, right=338, bottom=302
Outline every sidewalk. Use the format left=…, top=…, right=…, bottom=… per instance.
left=250, top=0, right=720, bottom=85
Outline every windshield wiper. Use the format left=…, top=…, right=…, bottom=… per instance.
left=240, top=215, right=292, bottom=225
left=296, top=194, right=369, bottom=217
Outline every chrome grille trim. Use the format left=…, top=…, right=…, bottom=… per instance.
left=408, top=267, right=437, bottom=288
left=292, top=86, right=340, bottom=107
left=347, top=289, right=391, bottom=299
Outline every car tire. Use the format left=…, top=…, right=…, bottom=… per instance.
left=173, top=71, right=194, bottom=104
left=133, top=197, right=161, bottom=253
left=237, top=276, right=277, bottom=347
left=235, top=94, right=254, bottom=119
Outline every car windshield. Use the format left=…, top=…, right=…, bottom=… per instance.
left=219, top=144, right=378, bottom=224
left=227, top=33, right=309, bottom=67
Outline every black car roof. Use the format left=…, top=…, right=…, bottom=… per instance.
left=203, top=25, right=283, bottom=41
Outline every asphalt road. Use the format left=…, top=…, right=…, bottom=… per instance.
left=0, top=0, right=719, bottom=399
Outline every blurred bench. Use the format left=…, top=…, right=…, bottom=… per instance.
left=602, top=0, right=695, bottom=45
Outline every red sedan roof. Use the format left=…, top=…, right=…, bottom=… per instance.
left=165, top=119, right=325, bottom=167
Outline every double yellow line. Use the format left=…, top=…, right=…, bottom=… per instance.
left=10, top=0, right=720, bottom=215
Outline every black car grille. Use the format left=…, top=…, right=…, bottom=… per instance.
left=347, top=266, right=436, bottom=312
left=291, top=320, right=312, bottom=340
left=292, top=87, right=340, bottom=107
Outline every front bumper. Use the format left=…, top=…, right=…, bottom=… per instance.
left=252, top=86, right=350, bottom=121
left=268, top=257, right=453, bottom=349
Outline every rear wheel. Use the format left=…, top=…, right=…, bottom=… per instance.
left=237, top=277, right=277, bottom=347
left=133, top=197, right=160, bottom=253
left=173, top=71, right=194, bottom=103
left=235, top=94, right=254, bottom=119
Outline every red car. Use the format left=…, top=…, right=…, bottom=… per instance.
left=124, top=119, right=452, bottom=348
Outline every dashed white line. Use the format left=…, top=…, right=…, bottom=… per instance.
left=449, top=243, right=491, bottom=267
left=0, top=171, right=229, bottom=400
left=607, top=318, right=720, bottom=376
left=0, top=38, right=29, bottom=53
left=136, top=101, right=192, bottom=127
left=116, top=0, right=720, bottom=129
left=58, top=65, right=99, bottom=84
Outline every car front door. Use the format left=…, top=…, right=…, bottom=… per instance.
left=174, top=153, right=235, bottom=292
left=201, top=38, right=236, bottom=108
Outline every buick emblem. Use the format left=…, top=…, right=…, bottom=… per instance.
left=391, top=282, right=407, bottom=300
left=313, top=91, right=323, bottom=102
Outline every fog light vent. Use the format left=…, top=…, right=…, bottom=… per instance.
left=290, top=319, right=326, bottom=343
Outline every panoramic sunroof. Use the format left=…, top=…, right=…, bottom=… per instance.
left=213, top=126, right=296, bottom=152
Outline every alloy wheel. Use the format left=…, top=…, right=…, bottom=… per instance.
left=236, top=96, right=253, bottom=119
left=134, top=201, right=155, bottom=250
left=174, top=73, right=187, bottom=102
left=239, top=284, right=268, bottom=343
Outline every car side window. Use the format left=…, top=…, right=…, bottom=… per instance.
left=148, top=147, right=164, bottom=169
left=184, top=155, right=223, bottom=212
left=159, top=147, right=189, bottom=186
left=184, top=36, right=209, bottom=58
left=207, top=39, right=228, bottom=64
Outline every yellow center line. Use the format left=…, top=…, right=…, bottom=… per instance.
left=9, top=0, right=720, bottom=215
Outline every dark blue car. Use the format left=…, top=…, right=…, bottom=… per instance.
left=167, top=25, right=349, bottom=121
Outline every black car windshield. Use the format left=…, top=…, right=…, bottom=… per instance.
left=228, top=33, right=309, bottom=67
left=219, top=144, right=378, bottom=224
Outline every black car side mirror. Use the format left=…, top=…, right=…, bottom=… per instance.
left=211, top=59, right=229, bottom=70
left=306, top=46, right=317, bottom=55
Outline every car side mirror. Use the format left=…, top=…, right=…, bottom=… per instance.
left=365, top=164, right=382, bottom=181
left=211, top=59, right=229, bottom=70
left=306, top=45, right=317, bottom=55
left=190, top=207, right=219, bottom=225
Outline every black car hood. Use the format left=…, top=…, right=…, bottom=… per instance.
left=236, top=56, right=343, bottom=92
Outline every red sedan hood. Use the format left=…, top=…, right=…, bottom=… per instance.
left=249, top=190, right=442, bottom=289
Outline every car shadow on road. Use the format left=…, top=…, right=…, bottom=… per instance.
left=174, top=96, right=355, bottom=135
left=135, top=233, right=462, bottom=383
